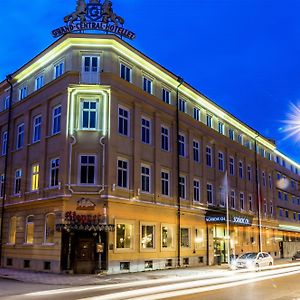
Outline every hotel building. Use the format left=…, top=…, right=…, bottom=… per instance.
left=0, top=33, right=299, bottom=274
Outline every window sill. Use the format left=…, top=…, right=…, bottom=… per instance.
left=140, top=248, right=156, bottom=253
left=44, top=186, right=60, bottom=191
left=42, top=243, right=55, bottom=247
left=25, top=190, right=40, bottom=195
left=46, top=132, right=61, bottom=139
left=22, top=243, right=33, bottom=246
left=5, top=243, right=15, bottom=247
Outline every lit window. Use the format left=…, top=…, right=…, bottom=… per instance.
left=162, top=225, right=174, bottom=248
left=218, top=152, right=224, bottom=172
left=45, top=214, right=55, bottom=244
left=180, top=228, right=190, bottom=248
left=178, top=134, right=185, bottom=157
left=50, top=158, right=60, bottom=187
left=141, top=165, right=151, bottom=193
left=19, top=86, right=28, bottom=101
left=118, top=106, right=130, bottom=136
left=141, top=225, right=155, bottom=249
left=80, top=155, right=95, bottom=184
left=193, top=140, right=200, bottom=163
left=178, top=99, right=186, bottom=113
left=8, top=216, right=17, bottom=244
left=206, top=146, right=212, bottom=167
left=81, top=100, right=97, bottom=130
left=2, top=131, right=7, bottom=156
left=161, top=126, right=170, bottom=151
left=54, top=61, right=64, bottom=79
left=117, top=159, right=128, bottom=188
left=14, top=169, right=22, bottom=195
left=120, top=63, right=132, bottom=82
left=193, top=108, right=200, bottom=121
left=143, top=77, right=153, bottom=94
left=32, top=115, right=42, bottom=143
left=25, top=215, right=34, bottom=244
left=193, top=180, right=200, bottom=202
left=179, top=176, right=186, bottom=199
left=161, top=170, right=170, bottom=196
left=35, top=75, right=44, bottom=90
left=141, top=117, right=151, bottom=144
left=207, top=183, right=213, bottom=204
left=31, top=164, right=39, bottom=191
left=162, top=88, right=171, bottom=104
left=52, top=105, right=61, bottom=135
left=116, top=223, right=133, bottom=249
left=16, top=123, right=24, bottom=150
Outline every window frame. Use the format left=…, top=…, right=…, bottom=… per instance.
left=117, top=158, right=129, bottom=189
left=120, top=63, right=132, bottom=83
left=79, top=154, right=97, bottom=185
left=32, top=115, right=42, bottom=143
left=80, top=99, right=98, bottom=130
left=118, top=106, right=130, bottom=137
left=52, top=105, right=62, bottom=135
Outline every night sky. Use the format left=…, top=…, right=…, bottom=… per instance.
left=1, top=0, right=300, bottom=163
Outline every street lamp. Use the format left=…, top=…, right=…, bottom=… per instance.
left=176, top=76, right=184, bottom=268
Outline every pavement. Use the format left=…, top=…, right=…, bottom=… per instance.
left=0, top=258, right=293, bottom=286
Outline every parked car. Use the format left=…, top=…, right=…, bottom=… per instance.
left=231, top=252, right=273, bottom=270
left=292, top=251, right=300, bottom=261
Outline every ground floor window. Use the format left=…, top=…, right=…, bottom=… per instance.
left=161, top=225, right=174, bottom=249
left=141, top=224, right=155, bottom=249
left=116, top=223, right=133, bottom=249
left=180, top=228, right=190, bottom=248
left=45, top=214, right=55, bottom=244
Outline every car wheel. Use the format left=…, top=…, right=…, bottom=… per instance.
left=255, top=263, right=260, bottom=271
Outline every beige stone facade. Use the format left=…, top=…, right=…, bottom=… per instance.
left=0, top=34, right=299, bottom=274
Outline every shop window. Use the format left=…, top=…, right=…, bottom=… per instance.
left=25, top=215, right=34, bottom=244
left=44, top=214, right=55, bottom=244
left=180, top=228, right=190, bottom=248
left=162, top=225, right=174, bottom=249
left=141, top=225, right=155, bottom=249
left=8, top=216, right=17, bottom=244
left=116, top=223, right=133, bottom=249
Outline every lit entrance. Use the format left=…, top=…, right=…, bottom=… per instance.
left=213, top=226, right=228, bottom=264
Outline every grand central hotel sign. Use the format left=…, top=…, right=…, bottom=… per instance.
left=52, top=0, right=136, bottom=40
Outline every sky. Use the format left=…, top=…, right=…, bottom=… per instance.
left=1, top=0, right=300, bottom=163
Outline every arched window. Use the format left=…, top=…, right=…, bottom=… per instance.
left=9, top=216, right=17, bottom=244
left=44, top=214, right=55, bottom=244
left=25, top=215, right=34, bottom=244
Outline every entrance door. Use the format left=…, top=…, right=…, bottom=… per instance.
left=75, top=238, right=95, bottom=274
left=214, top=238, right=228, bottom=264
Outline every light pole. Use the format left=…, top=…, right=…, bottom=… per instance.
left=176, top=76, right=184, bottom=268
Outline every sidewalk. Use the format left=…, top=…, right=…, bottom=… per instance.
left=0, top=265, right=229, bottom=286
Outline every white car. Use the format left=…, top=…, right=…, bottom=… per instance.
left=231, top=252, right=274, bottom=270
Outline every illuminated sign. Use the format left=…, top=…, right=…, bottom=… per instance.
left=206, top=214, right=252, bottom=226
left=52, top=0, right=136, bottom=40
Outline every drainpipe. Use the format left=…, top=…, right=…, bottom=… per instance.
left=0, top=75, right=14, bottom=266
left=176, top=76, right=184, bottom=268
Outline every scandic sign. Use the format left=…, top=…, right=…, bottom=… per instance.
left=52, top=22, right=136, bottom=40
left=205, top=215, right=251, bottom=226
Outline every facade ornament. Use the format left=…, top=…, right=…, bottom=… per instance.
left=64, top=0, right=87, bottom=25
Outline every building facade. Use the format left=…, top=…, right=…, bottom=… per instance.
left=0, top=34, right=299, bottom=274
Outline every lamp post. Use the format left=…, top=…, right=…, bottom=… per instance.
left=176, top=76, right=184, bottom=268
left=0, top=75, right=13, bottom=266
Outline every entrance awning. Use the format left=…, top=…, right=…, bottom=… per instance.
left=56, top=223, right=115, bottom=232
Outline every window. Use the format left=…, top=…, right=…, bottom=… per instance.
left=206, top=115, right=212, bottom=128
left=193, top=108, right=200, bottom=121
left=31, top=164, right=39, bottom=191
left=162, top=89, right=171, bottom=104
left=16, top=123, right=24, bottom=150
left=44, top=214, right=55, bottom=244
left=162, top=225, right=173, bottom=248
left=270, top=202, right=273, bottom=216
left=193, top=140, right=200, bottom=163
left=116, top=223, right=133, bottom=249
left=249, top=194, right=253, bottom=211
left=218, top=122, right=224, bottom=134
left=284, top=193, right=288, bottom=201
left=206, top=146, right=212, bottom=167
left=207, top=183, right=213, bottom=204
left=279, top=209, right=283, bottom=217
left=52, top=105, right=61, bottom=135
left=193, top=180, right=200, bottom=202
left=0, top=174, right=4, bottom=197
left=32, top=115, right=42, bottom=143
left=54, top=61, right=64, bottom=79
left=141, top=117, right=151, bottom=144
left=4, top=96, right=10, bottom=110
left=278, top=191, right=282, bottom=200
left=143, top=77, right=153, bottom=94
left=25, top=215, right=34, bottom=244
left=120, top=63, right=132, bottom=82
left=161, top=170, right=170, bottom=196
left=50, top=158, right=60, bottom=187
left=161, top=126, right=170, bottom=151
left=14, top=169, right=22, bottom=195
left=117, top=159, right=128, bottom=188
left=2, top=131, right=7, bottom=156
left=178, top=134, right=185, bottom=157
left=247, top=165, right=252, bottom=181
left=81, top=100, right=97, bottom=130
left=80, top=155, right=95, bottom=184
left=179, top=176, right=186, bottom=199
left=219, top=186, right=225, bottom=207
left=8, top=216, right=17, bottom=244
left=141, top=225, right=155, bottom=249
left=238, top=161, right=243, bottom=179
left=118, top=106, right=130, bottom=136
left=262, top=172, right=266, bottom=186
left=240, top=193, right=245, bottom=210
left=35, top=75, right=44, bottom=90
left=229, top=157, right=235, bottom=175
left=238, top=134, right=243, bottom=144
left=178, top=99, right=186, bottom=112
left=19, top=86, right=28, bottom=101
left=180, top=228, right=190, bottom=248
left=230, top=190, right=235, bottom=208
left=141, top=165, right=151, bottom=193
left=285, top=210, right=289, bottom=218
left=229, top=129, right=235, bottom=141
left=218, top=152, right=224, bottom=172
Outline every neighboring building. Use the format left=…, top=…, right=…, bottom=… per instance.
left=0, top=33, right=299, bottom=274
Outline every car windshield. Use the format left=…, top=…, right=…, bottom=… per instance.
left=238, top=253, right=257, bottom=260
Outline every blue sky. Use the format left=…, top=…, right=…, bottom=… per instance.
left=1, top=0, right=300, bottom=162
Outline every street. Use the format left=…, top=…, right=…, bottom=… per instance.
left=1, top=264, right=300, bottom=300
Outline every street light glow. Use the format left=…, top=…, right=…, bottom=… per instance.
left=281, top=102, right=300, bottom=142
